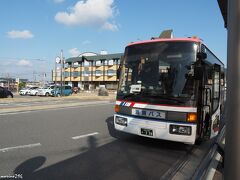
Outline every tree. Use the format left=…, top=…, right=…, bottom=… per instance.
left=18, top=82, right=26, bottom=90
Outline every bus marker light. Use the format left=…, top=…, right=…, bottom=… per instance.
left=115, top=105, right=120, bottom=113
left=187, top=113, right=197, bottom=122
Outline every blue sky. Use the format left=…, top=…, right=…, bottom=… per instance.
left=0, top=0, right=227, bottom=80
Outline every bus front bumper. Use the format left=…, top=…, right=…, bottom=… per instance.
left=114, top=114, right=197, bottom=145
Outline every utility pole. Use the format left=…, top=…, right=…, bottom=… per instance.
left=33, top=71, right=37, bottom=82
left=55, top=59, right=57, bottom=85
left=60, top=50, right=64, bottom=96
left=225, top=0, right=240, bottom=179
left=16, top=78, right=19, bottom=92
left=6, top=73, right=10, bottom=90
left=63, top=57, right=65, bottom=94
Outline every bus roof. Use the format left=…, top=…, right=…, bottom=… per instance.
left=126, top=37, right=225, bottom=67
left=127, top=38, right=202, bottom=47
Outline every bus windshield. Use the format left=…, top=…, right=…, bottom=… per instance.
left=117, top=41, right=198, bottom=106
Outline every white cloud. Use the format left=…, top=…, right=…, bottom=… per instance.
left=7, top=30, right=34, bottom=39
left=16, top=60, right=33, bottom=67
left=0, top=61, right=14, bottom=66
left=53, top=0, right=65, bottom=3
left=68, top=48, right=81, bottom=57
left=101, top=22, right=118, bottom=31
left=55, top=0, right=118, bottom=31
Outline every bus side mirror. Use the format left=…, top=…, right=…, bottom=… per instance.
left=194, top=66, right=203, bottom=80
left=197, top=52, right=207, bottom=60
left=117, top=67, right=121, bottom=79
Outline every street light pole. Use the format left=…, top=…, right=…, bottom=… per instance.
left=55, top=56, right=61, bottom=97
left=225, top=0, right=240, bottom=179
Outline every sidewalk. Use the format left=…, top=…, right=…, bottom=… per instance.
left=202, top=129, right=225, bottom=180
left=213, top=161, right=223, bottom=180
left=207, top=138, right=225, bottom=180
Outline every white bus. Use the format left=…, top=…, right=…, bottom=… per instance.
left=114, top=37, right=225, bottom=144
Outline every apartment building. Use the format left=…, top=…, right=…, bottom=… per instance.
left=53, top=52, right=123, bottom=90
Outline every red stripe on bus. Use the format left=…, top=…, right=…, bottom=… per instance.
left=116, top=100, right=196, bottom=108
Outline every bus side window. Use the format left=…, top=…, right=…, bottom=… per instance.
left=204, top=64, right=213, bottom=106
left=212, top=65, right=221, bottom=112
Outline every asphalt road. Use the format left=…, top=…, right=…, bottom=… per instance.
left=0, top=103, right=208, bottom=180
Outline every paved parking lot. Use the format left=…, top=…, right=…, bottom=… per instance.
left=0, top=92, right=116, bottom=115
left=1, top=91, right=116, bottom=102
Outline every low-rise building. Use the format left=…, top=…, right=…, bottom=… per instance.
left=0, top=78, right=28, bottom=91
left=52, top=52, right=123, bottom=90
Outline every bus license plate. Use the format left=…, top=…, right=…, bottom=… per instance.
left=141, top=128, right=153, bottom=136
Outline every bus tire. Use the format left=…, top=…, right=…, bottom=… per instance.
left=195, top=122, right=206, bottom=145
left=195, top=135, right=204, bottom=145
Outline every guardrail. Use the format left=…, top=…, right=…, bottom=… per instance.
left=192, top=125, right=225, bottom=179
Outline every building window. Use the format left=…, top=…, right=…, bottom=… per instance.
left=108, top=59, right=114, bottom=66
left=72, top=71, right=80, bottom=77
left=103, top=60, right=108, bottom=66
left=65, top=64, right=70, bottom=68
left=107, top=70, right=116, bottom=76
left=72, top=62, right=79, bottom=68
left=83, top=71, right=90, bottom=76
left=64, top=72, right=70, bottom=77
left=96, top=70, right=103, bottom=76
left=84, top=60, right=90, bottom=67
left=96, top=60, right=101, bottom=66
left=113, top=59, right=120, bottom=65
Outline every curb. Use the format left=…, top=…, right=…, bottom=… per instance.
left=192, top=126, right=225, bottom=180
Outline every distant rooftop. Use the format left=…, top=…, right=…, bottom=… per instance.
left=65, top=53, right=123, bottom=63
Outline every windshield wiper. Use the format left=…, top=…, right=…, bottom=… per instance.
left=120, top=93, right=140, bottom=99
left=142, top=94, right=185, bottom=103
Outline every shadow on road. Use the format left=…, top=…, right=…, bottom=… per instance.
left=14, top=156, right=46, bottom=179
left=12, top=116, right=191, bottom=180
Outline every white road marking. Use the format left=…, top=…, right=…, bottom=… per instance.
left=72, top=132, right=99, bottom=140
left=0, top=143, right=41, bottom=153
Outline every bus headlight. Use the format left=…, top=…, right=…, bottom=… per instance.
left=115, top=116, right=127, bottom=126
left=169, top=125, right=191, bottom=136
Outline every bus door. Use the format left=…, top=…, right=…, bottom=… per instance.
left=202, top=84, right=212, bottom=139
left=210, top=64, right=221, bottom=138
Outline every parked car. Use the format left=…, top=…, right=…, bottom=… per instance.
left=19, top=88, right=30, bottom=96
left=0, top=87, right=13, bottom=98
left=29, top=87, right=40, bottom=96
left=19, top=86, right=38, bottom=95
left=51, top=85, right=72, bottom=97
left=37, top=85, right=56, bottom=96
